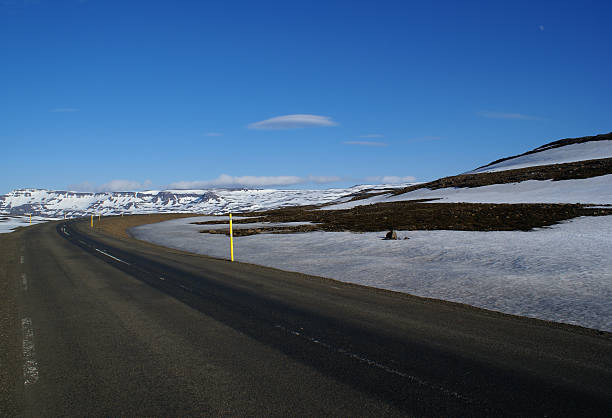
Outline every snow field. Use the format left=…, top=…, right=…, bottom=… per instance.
left=323, top=174, right=612, bottom=210
left=469, top=140, right=612, bottom=173
left=131, top=215, right=612, bottom=332
left=0, top=215, right=54, bottom=234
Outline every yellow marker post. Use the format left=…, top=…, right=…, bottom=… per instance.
left=90, top=214, right=93, bottom=228
left=229, top=213, right=234, bottom=262
left=98, top=214, right=101, bottom=224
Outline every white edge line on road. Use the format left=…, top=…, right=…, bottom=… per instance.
left=21, top=273, right=27, bottom=291
left=273, top=324, right=472, bottom=404
left=95, top=248, right=130, bottom=265
left=21, top=317, right=39, bottom=386
left=20, top=256, right=24, bottom=264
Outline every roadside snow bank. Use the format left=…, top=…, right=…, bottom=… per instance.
left=0, top=215, right=52, bottom=234
left=131, top=215, right=612, bottom=331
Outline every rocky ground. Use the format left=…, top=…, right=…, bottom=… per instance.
left=192, top=202, right=612, bottom=235
left=396, top=157, right=612, bottom=193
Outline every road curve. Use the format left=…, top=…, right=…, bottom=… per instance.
left=1, top=218, right=611, bottom=416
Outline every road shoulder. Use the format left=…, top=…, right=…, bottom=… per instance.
left=0, top=230, right=24, bottom=416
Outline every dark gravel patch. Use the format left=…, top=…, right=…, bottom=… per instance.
left=199, top=224, right=320, bottom=236
left=198, top=202, right=612, bottom=233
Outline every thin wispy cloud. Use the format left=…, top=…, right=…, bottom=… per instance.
left=358, top=134, right=384, bottom=138
left=67, top=179, right=152, bottom=193
left=51, top=107, right=79, bottom=113
left=477, top=111, right=541, bottom=120
left=407, top=136, right=442, bottom=142
left=343, top=141, right=388, bottom=147
left=2, top=0, right=88, bottom=6
left=204, top=132, right=223, bottom=137
left=308, top=175, right=342, bottom=184
left=365, top=175, right=417, bottom=184
left=539, top=25, right=545, bottom=32
left=248, top=114, right=338, bottom=130
left=1, top=0, right=40, bottom=6
left=170, top=175, right=301, bottom=189
left=169, top=174, right=341, bottom=189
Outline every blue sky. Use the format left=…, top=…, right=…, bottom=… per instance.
left=1, top=0, right=611, bottom=193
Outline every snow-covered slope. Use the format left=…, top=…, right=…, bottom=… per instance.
left=324, top=175, right=612, bottom=209
left=0, top=184, right=411, bottom=218
left=469, top=140, right=612, bottom=173
left=325, top=133, right=612, bottom=209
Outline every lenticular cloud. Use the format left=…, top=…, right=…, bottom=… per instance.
left=248, top=114, right=338, bottom=130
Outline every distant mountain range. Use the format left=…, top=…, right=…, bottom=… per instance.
left=2, top=131, right=611, bottom=217
left=0, top=184, right=405, bottom=218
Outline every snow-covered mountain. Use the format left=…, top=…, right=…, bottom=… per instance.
left=469, top=131, right=612, bottom=173
left=3, top=131, right=611, bottom=217
left=325, top=132, right=612, bottom=209
left=0, top=184, right=410, bottom=218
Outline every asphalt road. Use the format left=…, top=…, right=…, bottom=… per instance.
left=1, top=219, right=611, bottom=416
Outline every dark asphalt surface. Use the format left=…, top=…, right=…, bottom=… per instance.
left=1, top=218, right=611, bottom=416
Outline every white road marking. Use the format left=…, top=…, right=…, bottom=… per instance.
left=159, top=277, right=166, bottom=281
left=20, top=256, right=24, bottom=264
left=78, top=240, right=88, bottom=246
left=21, top=318, right=39, bottom=386
left=21, top=273, right=27, bottom=291
left=95, top=248, right=130, bottom=265
left=274, top=324, right=471, bottom=404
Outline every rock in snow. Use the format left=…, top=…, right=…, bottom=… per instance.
left=385, top=230, right=397, bottom=240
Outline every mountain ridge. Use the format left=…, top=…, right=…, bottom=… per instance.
left=4, top=131, right=611, bottom=217
left=0, top=184, right=407, bottom=218
left=473, top=131, right=612, bottom=172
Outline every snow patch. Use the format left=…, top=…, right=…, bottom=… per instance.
left=132, top=215, right=612, bottom=332
left=470, top=140, right=612, bottom=173
left=323, top=175, right=612, bottom=210
left=0, top=215, right=54, bottom=234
